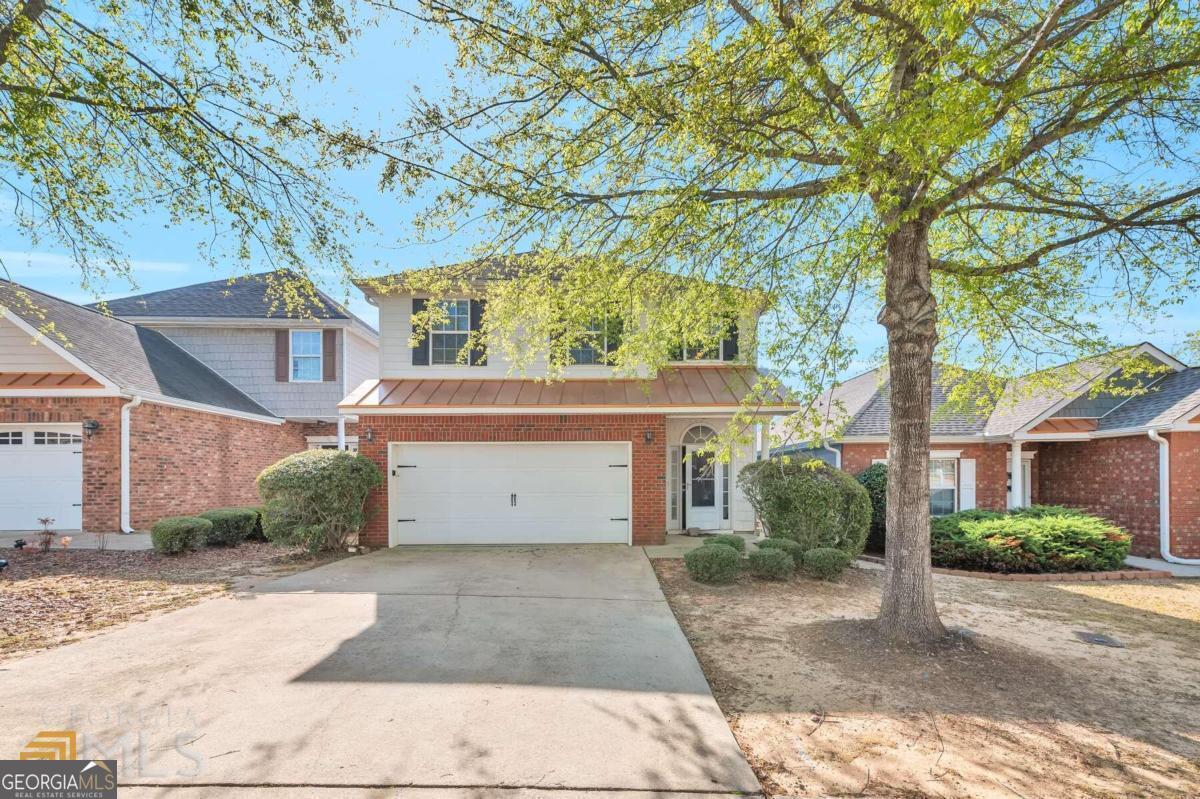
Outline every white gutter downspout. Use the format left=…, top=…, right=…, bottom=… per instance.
left=120, top=395, right=143, bottom=534
left=822, top=439, right=842, bottom=468
left=1147, top=428, right=1200, bottom=565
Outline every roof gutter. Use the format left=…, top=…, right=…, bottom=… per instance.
left=120, top=395, right=143, bottom=534
left=1147, top=428, right=1200, bottom=565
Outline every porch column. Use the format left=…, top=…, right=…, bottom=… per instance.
left=1009, top=441, right=1023, bottom=509
left=758, top=422, right=770, bottom=460
left=336, top=416, right=346, bottom=450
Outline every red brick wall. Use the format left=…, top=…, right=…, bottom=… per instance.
left=1167, top=432, right=1200, bottom=559
left=0, top=396, right=124, bottom=531
left=1037, top=436, right=1161, bottom=556
left=357, top=414, right=667, bottom=547
left=839, top=442, right=1011, bottom=511
left=128, top=403, right=308, bottom=528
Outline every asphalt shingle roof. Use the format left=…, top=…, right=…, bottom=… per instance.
left=1, top=281, right=275, bottom=417
left=1098, top=367, right=1200, bottom=430
left=842, top=364, right=992, bottom=437
left=95, top=271, right=375, bottom=332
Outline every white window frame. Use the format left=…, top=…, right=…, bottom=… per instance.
left=430, top=299, right=471, bottom=365
left=290, top=330, right=324, bottom=383
left=570, top=317, right=608, bottom=365
left=872, top=456, right=959, bottom=516
left=670, top=319, right=738, bottom=363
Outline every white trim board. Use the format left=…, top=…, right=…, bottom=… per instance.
left=0, top=308, right=118, bottom=389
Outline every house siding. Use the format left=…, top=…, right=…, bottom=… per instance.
left=358, top=413, right=668, bottom=547
left=1167, top=431, right=1200, bottom=559
left=344, top=329, right=377, bottom=397
left=1036, top=436, right=1161, bottom=556
left=126, top=403, right=309, bottom=528
left=0, top=316, right=78, bottom=371
left=840, top=442, right=1012, bottom=512
left=154, top=326, right=346, bottom=418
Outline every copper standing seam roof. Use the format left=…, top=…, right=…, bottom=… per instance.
left=340, top=366, right=797, bottom=411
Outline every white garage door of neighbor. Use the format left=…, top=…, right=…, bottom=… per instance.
left=388, top=442, right=631, bottom=545
left=0, top=424, right=84, bottom=531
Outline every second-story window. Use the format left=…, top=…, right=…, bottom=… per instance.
left=431, top=299, right=471, bottom=364
left=568, top=316, right=622, bottom=365
left=290, top=330, right=323, bottom=382
left=672, top=319, right=739, bottom=362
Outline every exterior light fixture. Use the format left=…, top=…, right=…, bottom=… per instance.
left=644, top=430, right=654, bottom=444
left=365, top=427, right=375, bottom=443
left=82, top=419, right=100, bottom=439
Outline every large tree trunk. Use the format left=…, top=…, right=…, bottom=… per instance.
left=876, top=217, right=947, bottom=644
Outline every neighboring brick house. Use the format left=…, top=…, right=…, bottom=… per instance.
left=0, top=274, right=377, bottom=533
left=97, top=271, right=379, bottom=452
left=774, top=344, right=1200, bottom=560
left=341, top=261, right=797, bottom=548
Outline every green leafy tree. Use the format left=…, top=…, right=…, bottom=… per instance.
left=0, top=0, right=360, bottom=294
left=361, top=0, right=1200, bottom=642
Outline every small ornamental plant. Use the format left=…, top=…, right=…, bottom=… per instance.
left=684, top=543, right=741, bottom=584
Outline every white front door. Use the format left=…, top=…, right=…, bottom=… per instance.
left=388, top=442, right=631, bottom=545
left=0, top=424, right=83, bottom=530
left=686, top=450, right=721, bottom=530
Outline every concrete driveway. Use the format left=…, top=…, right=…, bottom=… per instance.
left=0, top=546, right=759, bottom=798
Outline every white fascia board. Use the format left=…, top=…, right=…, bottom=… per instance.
left=837, top=435, right=987, bottom=444
left=137, top=393, right=284, bottom=425
left=340, top=405, right=796, bottom=416
left=0, top=308, right=119, bottom=389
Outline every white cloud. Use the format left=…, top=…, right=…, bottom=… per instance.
left=0, top=250, right=190, bottom=275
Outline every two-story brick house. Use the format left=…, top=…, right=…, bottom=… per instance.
left=0, top=273, right=377, bottom=533
left=341, top=264, right=798, bottom=547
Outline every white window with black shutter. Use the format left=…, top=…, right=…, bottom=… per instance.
left=411, top=298, right=487, bottom=366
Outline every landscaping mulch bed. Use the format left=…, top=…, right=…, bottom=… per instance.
left=858, top=553, right=1173, bottom=581
left=0, top=543, right=342, bottom=662
left=655, top=559, right=1200, bottom=798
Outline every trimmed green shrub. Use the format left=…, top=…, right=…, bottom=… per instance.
left=151, top=516, right=211, bottom=555
left=755, top=537, right=804, bottom=564
left=241, top=506, right=266, bottom=540
left=855, top=463, right=887, bottom=552
left=802, top=547, right=854, bottom=580
left=747, top=547, right=794, bottom=580
left=738, top=457, right=870, bottom=559
left=257, top=450, right=383, bottom=552
left=703, top=533, right=746, bottom=552
left=198, top=508, right=258, bottom=547
left=931, top=508, right=1130, bottom=573
left=684, top=543, right=741, bottom=584
left=1010, top=504, right=1085, bottom=519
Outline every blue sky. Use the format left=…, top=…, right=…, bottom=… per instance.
left=2, top=16, right=1197, bottom=373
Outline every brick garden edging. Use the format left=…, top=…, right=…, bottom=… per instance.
left=857, top=554, right=1172, bottom=582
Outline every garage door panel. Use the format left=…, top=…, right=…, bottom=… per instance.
left=390, top=442, right=630, bottom=545
left=0, top=425, right=83, bottom=530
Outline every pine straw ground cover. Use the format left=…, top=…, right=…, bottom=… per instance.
left=1, top=543, right=342, bottom=662
left=653, top=559, right=1200, bottom=799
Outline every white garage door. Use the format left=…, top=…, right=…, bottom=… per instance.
left=388, top=442, right=631, bottom=545
left=0, top=424, right=83, bottom=531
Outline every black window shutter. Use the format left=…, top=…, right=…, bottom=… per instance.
left=411, top=298, right=430, bottom=366
left=721, top=321, right=739, bottom=361
left=469, top=299, right=487, bottom=366
left=604, top=315, right=623, bottom=360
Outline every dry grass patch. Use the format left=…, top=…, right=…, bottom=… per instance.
left=1, top=543, right=342, bottom=661
left=654, top=560, right=1200, bottom=798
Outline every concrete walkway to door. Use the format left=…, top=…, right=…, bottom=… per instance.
left=0, top=545, right=759, bottom=798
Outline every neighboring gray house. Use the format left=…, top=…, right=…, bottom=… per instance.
left=97, top=272, right=379, bottom=448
